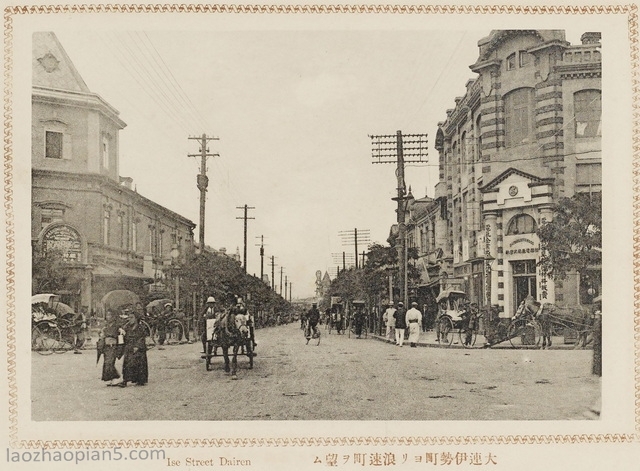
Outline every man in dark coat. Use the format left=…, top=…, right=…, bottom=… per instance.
left=118, top=310, right=148, bottom=387
left=305, top=303, right=320, bottom=341
left=393, top=301, right=407, bottom=346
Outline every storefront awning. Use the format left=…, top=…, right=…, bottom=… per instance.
left=418, top=278, right=441, bottom=289
left=92, top=264, right=153, bottom=281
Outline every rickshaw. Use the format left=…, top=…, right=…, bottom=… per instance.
left=348, top=300, right=368, bottom=339
left=31, top=294, right=84, bottom=354
left=435, top=289, right=478, bottom=347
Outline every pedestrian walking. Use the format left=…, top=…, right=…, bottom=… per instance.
left=383, top=303, right=396, bottom=342
left=354, top=305, right=365, bottom=338
left=305, top=303, right=320, bottom=341
left=406, top=302, right=422, bottom=347
left=118, top=309, right=149, bottom=387
left=156, top=302, right=172, bottom=350
left=70, top=306, right=87, bottom=354
left=97, top=310, right=122, bottom=386
left=393, top=302, right=407, bottom=347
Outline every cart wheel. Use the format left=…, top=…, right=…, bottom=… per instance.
left=459, top=327, right=477, bottom=348
left=140, top=320, right=155, bottom=350
left=438, top=316, right=454, bottom=347
left=32, top=322, right=61, bottom=355
left=166, top=319, right=185, bottom=345
left=53, top=319, right=75, bottom=353
left=508, top=319, right=541, bottom=348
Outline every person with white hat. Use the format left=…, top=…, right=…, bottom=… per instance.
left=200, top=296, right=217, bottom=355
left=405, top=301, right=422, bottom=347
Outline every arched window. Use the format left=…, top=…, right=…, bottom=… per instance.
left=506, top=214, right=537, bottom=235
left=574, top=89, right=601, bottom=138
left=504, top=88, right=535, bottom=147
left=519, top=50, right=532, bottom=67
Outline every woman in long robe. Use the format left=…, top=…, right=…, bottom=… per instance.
left=99, top=311, right=121, bottom=385
left=119, top=311, right=148, bottom=387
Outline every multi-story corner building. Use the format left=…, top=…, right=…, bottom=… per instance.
left=434, top=29, right=601, bottom=316
left=32, top=32, right=195, bottom=313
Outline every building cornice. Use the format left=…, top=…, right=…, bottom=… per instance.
left=32, top=169, right=195, bottom=229
left=32, top=86, right=126, bottom=129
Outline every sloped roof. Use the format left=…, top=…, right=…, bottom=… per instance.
left=480, top=167, right=552, bottom=193
left=33, top=32, right=90, bottom=93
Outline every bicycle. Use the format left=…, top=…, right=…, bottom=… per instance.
left=304, top=320, right=321, bottom=346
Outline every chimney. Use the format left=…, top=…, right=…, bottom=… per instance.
left=580, top=32, right=601, bottom=45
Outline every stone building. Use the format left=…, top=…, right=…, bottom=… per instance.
left=434, top=29, right=601, bottom=316
left=31, top=32, right=195, bottom=313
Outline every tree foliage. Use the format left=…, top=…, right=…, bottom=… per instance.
left=537, top=192, right=602, bottom=280
left=325, top=242, right=421, bottom=308
left=179, top=250, right=290, bottom=314
left=32, top=247, right=76, bottom=294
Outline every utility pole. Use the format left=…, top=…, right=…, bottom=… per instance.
left=188, top=134, right=219, bottom=252
left=280, top=267, right=284, bottom=296
left=289, top=282, right=292, bottom=302
left=236, top=204, right=255, bottom=271
left=370, top=130, right=428, bottom=306
left=255, top=235, right=266, bottom=283
left=332, top=252, right=354, bottom=271
left=361, top=251, right=366, bottom=268
left=339, top=229, right=370, bottom=269
left=270, top=255, right=276, bottom=291
left=284, top=275, right=288, bottom=300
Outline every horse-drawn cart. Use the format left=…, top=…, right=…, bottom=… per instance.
left=203, top=310, right=254, bottom=377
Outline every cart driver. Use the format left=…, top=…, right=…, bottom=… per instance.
left=200, top=297, right=217, bottom=356
left=234, top=297, right=257, bottom=349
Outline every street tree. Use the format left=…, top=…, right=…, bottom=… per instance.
left=537, top=192, right=602, bottom=281
left=32, top=247, right=75, bottom=294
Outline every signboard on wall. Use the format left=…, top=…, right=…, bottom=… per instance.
left=42, top=224, right=82, bottom=262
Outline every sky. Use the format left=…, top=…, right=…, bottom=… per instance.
left=53, top=28, right=583, bottom=298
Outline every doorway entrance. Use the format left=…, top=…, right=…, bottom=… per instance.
left=512, top=259, right=537, bottom=313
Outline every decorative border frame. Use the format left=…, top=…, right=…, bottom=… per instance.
left=3, top=2, right=638, bottom=449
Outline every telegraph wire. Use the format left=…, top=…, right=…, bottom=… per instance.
left=142, top=32, right=213, bottom=131
left=118, top=32, right=192, bottom=132
left=129, top=31, right=201, bottom=130
left=101, top=32, right=191, bottom=135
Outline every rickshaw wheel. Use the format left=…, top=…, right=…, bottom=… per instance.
left=140, top=320, right=155, bottom=350
left=459, top=327, right=477, bottom=348
left=438, top=316, right=454, bottom=347
left=32, top=322, right=61, bottom=355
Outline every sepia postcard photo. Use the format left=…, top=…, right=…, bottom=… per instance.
left=1, top=2, right=639, bottom=470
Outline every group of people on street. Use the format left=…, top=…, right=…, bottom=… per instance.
left=383, top=301, right=423, bottom=347
left=98, top=303, right=148, bottom=387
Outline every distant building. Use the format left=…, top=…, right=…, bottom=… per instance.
left=31, top=32, right=195, bottom=313
left=433, top=30, right=601, bottom=316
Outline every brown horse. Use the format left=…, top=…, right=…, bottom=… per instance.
left=215, top=310, right=253, bottom=379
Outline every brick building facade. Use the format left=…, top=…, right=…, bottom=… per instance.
left=431, top=29, right=601, bottom=316
left=31, top=32, right=195, bottom=313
